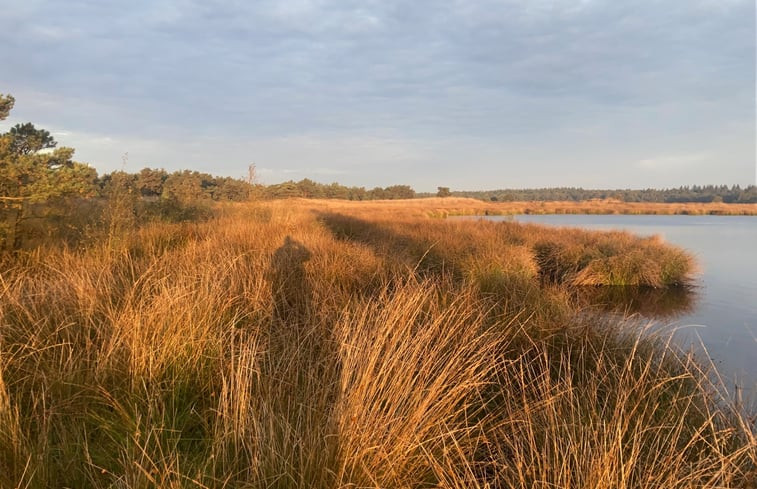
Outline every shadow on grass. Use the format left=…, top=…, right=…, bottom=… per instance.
left=264, top=236, right=340, bottom=486
left=317, top=212, right=464, bottom=281
left=269, top=235, right=312, bottom=326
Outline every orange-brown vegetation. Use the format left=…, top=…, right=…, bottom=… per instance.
left=296, top=196, right=757, bottom=217
left=0, top=200, right=753, bottom=488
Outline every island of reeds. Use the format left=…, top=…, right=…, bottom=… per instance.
left=0, top=197, right=754, bottom=489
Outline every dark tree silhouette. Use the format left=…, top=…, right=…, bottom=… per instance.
left=8, top=123, right=57, bottom=156
left=0, top=94, right=14, bottom=120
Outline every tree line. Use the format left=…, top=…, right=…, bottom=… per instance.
left=426, top=186, right=757, bottom=204
left=264, top=179, right=415, bottom=200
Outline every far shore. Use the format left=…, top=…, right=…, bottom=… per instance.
left=271, top=196, right=757, bottom=218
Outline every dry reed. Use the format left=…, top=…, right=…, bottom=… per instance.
left=0, top=201, right=753, bottom=488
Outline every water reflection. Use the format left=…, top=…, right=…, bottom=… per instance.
left=574, top=285, right=698, bottom=320
left=501, top=214, right=757, bottom=397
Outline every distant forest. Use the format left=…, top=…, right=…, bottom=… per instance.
left=98, top=173, right=418, bottom=202
left=97, top=173, right=756, bottom=204
left=433, top=185, right=757, bottom=204
left=263, top=180, right=757, bottom=204
left=240, top=179, right=757, bottom=204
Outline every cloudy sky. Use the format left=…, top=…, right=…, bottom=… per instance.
left=0, top=0, right=754, bottom=190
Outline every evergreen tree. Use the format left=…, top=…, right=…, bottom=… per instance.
left=1, top=96, right=96, bottom=249
left=0, top=94, right=14, bottom=121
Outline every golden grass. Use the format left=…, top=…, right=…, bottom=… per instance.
left=0, top=201, right=753, bottom=488
left=488, top=198, right=757, bottom=216
left=317, top=210, right=694, bottom=288
left=278, top=196, right=757, bottom=217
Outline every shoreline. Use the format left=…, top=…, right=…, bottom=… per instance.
left=262, top=196, right=757, bottom=217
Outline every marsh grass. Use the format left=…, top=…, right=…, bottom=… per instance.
left=319, top=211, right=694, bottom=288
left=0, top=200, right=753, bottom=488
left=532, top=230, right=695, bottom=287
left=283, top=196, right=757, bottom=217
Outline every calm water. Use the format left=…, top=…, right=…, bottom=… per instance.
left=482, top=214, right=757, bottom=395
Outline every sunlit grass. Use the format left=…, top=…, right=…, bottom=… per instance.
left=0, top=200, right=753, bottom=488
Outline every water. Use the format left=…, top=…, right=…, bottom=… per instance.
left=481, top=214, right=757, bottom=396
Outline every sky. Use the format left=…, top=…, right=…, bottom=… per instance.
left=0, top=0, right=754, bottom=191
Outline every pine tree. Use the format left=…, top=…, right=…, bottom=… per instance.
left=0, top=95, right=97, bottom=249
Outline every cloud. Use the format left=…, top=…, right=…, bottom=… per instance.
left=0, top=0, right=753, bottom=189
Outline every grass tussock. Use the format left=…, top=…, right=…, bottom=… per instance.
left=0, top=200, right=753, bottom=488
left=532, top=229, right=695, bottom=287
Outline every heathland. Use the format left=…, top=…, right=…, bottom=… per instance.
left=0, top=197, right=754, bottom=488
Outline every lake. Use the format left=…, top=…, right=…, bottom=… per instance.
left=479, top=214, right=757, bottom=399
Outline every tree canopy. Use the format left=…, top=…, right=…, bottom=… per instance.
left=0, top=94, right=13, bottom=121
left=1, top=127, right=95, bottom=203
left=1, top=95, right=97, bottom=248
left=8, top=122, right=57, bottom=155
left=437, top=185, right=757, bottom=204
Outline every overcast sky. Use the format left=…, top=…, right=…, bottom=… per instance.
left=1, top=0, right=754, bottom=190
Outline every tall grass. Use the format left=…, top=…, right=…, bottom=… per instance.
left=0, top=201, right=753, bottom=488
left=319, top=212, right=695, bottom=287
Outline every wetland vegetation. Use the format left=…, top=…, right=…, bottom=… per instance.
left=0, top=198, right=754, bottom=488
